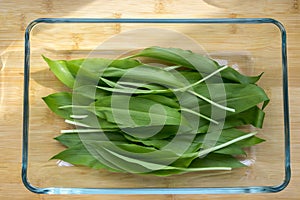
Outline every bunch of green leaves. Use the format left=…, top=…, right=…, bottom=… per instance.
left=42, top=46, right=269, bottom=176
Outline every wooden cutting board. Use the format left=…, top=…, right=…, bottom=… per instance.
left=1, top=0, right=299, bottom=199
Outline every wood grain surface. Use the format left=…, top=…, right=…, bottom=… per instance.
left=0, top=0, right=299, bottom=199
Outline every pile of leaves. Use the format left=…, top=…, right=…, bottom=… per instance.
left=42, top=46, right=269, bottom=176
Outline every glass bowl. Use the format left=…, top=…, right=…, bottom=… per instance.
left=22, top=18, right=290, bottom=194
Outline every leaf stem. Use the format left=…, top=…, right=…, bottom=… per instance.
left=198, top=132, right=257, bottom=157
left=188, top=90, right=235, bottom=112
left=70, top=115, right=88, bottom=119
left=164, top=65, right=182, bottom=71
left=182, top=167, right=232, bottom=171
left=59, top=105, right=89, bottom=109
left=65, top=119, right=91, bottom=128
left=174, top=65, right=229, bottom=92
left=181, top=107, right=219, bottom=124
left=60, top=129, right=116, bottom=134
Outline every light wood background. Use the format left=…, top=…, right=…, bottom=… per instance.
left=0, top=0, right=299, bottom=199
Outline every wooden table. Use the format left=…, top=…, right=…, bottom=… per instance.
left=1, top=0, right=299, bottom=199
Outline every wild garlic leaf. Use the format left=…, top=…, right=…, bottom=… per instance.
left=234, top=136, right=265, bottom=148
left=123, top=125, right=180, bottom=140
left=82, top=140, right=207, bottom=173
left=123, top=134, right=169, bottom=149
left=111, top=64, right=186, bottom=88
left=92, top=95, right=183, bottom=127
left=55, top=133, right=82, bottom=147
left=189, top=153, right=246, bottom=169
left=67, top=58, right=142, bottom=84
left=222, top=106, right=266, bottom=129
left=131, top=46, right=262, bottom=84
left=51, top=144, right=121, bottom=172
left=138, top=94, right=180, bottom=108
left=42, top=92, right=73, bottom=119
left=146, top=153, right=241, bottom=176
left=42, top=92, right=93, bottom=120
left=183, top=83, right=269, bottom=119
left=213, top=143, right=246, bottom=156
left=177, top=128, right=262, bottom=155
left=55, top=131, right=128, bottom=148
left=66, top=58, right=141, bottom=75
left=42, top=56, right=75, bottom=88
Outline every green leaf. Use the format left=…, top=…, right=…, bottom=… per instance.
left=42, top=92, right=73, bottom=119
left=66, top=58, right=141, bottom=76
left=123, top=125, right=180, bottom=140
left=42, top=92, right=93, bottom=120
left=100, top=77, right=167, bottom=91
left=109, top=64, right=186, bottom=88
left=96, top=84, right=171, bottom=95
left=55, top=131, right=128, bottom=148
left=234, top=136, right=265, bottom=148
left=139, top=94, right=179, bottom=108
left=146, top=153, right=240, bottom=176
left=124, top=135, right=169, bottom=149
left=223, top=106, right=266, bottom=129
left=131, top=46, right=219, bottom=73
left=198, top=106, right=266, bottom=133
left=82, top=140, right=228, bottom=174
left=183, top=83, right=269, bottom=117
left=131, top=46, right=261, bottom=84
left=214, top=143, right=246, bottom=156
left=92, top=95, right=182, bottom=127
left=42, top=56, right=75, bottom=88
left=55, top=133, right=81, bottom=147
left=51, top=144, right=120, bottom=172
left=73, top=85, right=110, bottom=100
left=177, top=128, right=263, bottom=155
left=189, top=153, right=245, bottom=168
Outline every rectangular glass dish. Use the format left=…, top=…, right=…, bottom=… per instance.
left=22, top=18, right=290, bottom=194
